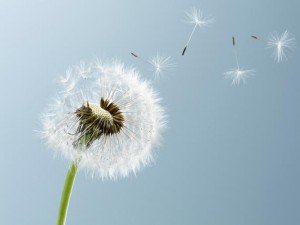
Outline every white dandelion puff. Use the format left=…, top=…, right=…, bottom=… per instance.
left=267, top=30, right=296, bottom=63
left=40, top=60, right=166, bottom=180
left=131, top=52, right=175, bottom=80
left=182, top=7, right=214, bottom=55
left=224, top=68, right=255, bottom=85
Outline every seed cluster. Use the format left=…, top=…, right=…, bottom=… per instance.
left=74, top=97, right=125, bottom=147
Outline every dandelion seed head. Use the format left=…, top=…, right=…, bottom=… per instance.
left=184, top=7, right=214, bottom=27
left=224, top=68, right=255, bottom=86
left=41, top=60, right=166, bottom=179
left=267, top=30, right=297, bottom=63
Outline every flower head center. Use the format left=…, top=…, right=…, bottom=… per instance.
left=89, top=103, right=114, bottom=124
left=74, top=98, right=125, bottom=147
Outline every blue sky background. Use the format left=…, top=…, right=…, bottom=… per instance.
left=0, top=0, right=299, bottom=224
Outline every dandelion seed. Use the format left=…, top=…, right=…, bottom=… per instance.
left=148, top=54, right=175, bottom=79
left=76, top=61, right=93, bottom=79
left=182, top=7, right=214, bottom=55
left=224, top=36, right=254, bottom=85
left=131, top=52, right=138, bottom=58
left=251, top=31, right=296, bottom=63
left=41, top=60, right=166, bottom=179
left=131, top=52, right=175, bottom=79
left=267, top=30, right=296, bottom=63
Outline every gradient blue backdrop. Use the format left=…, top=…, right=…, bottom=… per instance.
left=0, top=0, right=299, bottom=224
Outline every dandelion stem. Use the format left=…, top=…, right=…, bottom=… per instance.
left=57, top=161, right=78, bottom=225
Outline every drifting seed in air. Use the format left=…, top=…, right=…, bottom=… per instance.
left=251, top=31, right=297, bottom=63
left=181, top=8, right=214, bottom=56
left=131, top=52, right=138, bottom=58
left=224, top=35, right=255, bottom=85
left=131, top=52, right=175, bottom=79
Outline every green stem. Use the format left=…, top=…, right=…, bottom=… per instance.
left=57, top=161, right=78, bottom=225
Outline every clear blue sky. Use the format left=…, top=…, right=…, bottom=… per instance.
left=0, top=0, right=299, bottom=224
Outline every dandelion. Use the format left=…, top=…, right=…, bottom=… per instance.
left=131, top=52, right=175, bottom=80
left=251, top=30, right=296, bottom=63
left=182, top=7, right=214, bottom=55
left=224, top=36, right=255, bottom=85
left=41, top=60, right=166, bottom=225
